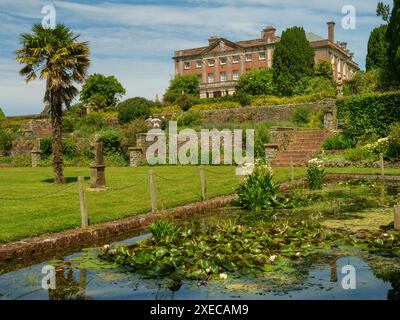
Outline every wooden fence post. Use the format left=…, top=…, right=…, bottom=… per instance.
left=78, top=177, right=88, bottom=228
left=199, top=165, right=207, bottom=201
left=149, top=170, right=157, bottom=213
left=380, top=153, right=385, bottom=179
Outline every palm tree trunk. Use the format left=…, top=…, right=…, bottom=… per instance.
left=51, top=111, right=64, bottom=184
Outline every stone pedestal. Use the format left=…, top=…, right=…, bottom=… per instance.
left=264, top=144, right=280, bottom=164
left=30, top=139, right=41, bottom=168
left=90, top=135, right=106, bottom=189
left=129, top=147, right=143, bottom=167
left=324, top=111, right=337, bottom=130
left=31, top=150, right=41, bottom=167
left=90, top=164, right=106, bottom=189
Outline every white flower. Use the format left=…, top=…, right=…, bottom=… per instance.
left=269, top=255, right=277, bottom=262
left=383, top=233, right=389, bottom=237
left=102, top=244, right=110, bottom=251
left=108, top=249, right=117, bottom=255
left=295, top=252, right=301, bottom=257
left=206, top=268, right=211, bottom=274
left=219, top=273, right=228, bottom=280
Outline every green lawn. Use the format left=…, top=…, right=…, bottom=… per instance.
left=1, top=166, right=400, bottom=243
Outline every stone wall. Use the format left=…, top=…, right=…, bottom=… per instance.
left=21, top=119, right=52, bottom=138
left=200, top=100, right=336, bottom=124
left=11, top=140, right=36, bottom=157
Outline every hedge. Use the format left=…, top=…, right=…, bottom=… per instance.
left=251, top=93, right=325, bottom=107
left=336, top=91, right=400, bottom=142
left=191, top=101, right=241, bottom=111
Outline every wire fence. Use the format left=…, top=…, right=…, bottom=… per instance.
left=0, top=166, right=240, bottom=229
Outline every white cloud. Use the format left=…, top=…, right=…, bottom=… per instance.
left=0, top=0, right=389, bottom=115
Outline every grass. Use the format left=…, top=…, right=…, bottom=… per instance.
left=1, top=165, right=400, bottom=244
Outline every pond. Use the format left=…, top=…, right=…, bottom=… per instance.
left=1, top=181, right=400, bottom=300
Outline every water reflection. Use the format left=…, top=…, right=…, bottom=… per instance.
left=1, top=240, right=399, bottom=300
left=48, top=268, right=89, bottom=300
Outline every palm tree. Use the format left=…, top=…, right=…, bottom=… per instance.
left=16, top=24, right=90, bottom=184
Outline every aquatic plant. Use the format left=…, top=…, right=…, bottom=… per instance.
left=100, top=221, right=340, bottom=281
left=149, top=219, right=181, bottom=243
left=235, top=165, right=279, bottom=212
left=307, top=159, right=325, bottom=190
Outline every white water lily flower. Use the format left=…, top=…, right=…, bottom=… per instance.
left=102, top=244, right=110, bottom=251
left=269, top=255, right=277, bottom=262
left=219, top=273, right=228, bottom=280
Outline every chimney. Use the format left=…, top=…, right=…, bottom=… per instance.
left=262, top=26, right=276, bottom=39
left=208, top=35, right=219, bottom=46
left=327, top=21, right=335, bottom=43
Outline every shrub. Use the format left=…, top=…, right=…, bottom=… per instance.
left=104, top=154, right=128, bottom=167
left=191, top=101, right=241, bottom=111
left=237, top=68, right=274, bottom=96
left=323, top=134, right=357, bottom=150
left=292, top=77, right=311, bottom=96
left=337, top=91, right=400, bottom=142
left=100, top=130, right=122, bottom=154
left=80, top=73, right=126, bottom=108
left=314, top=60, right=334, bottom=80
left=290, top=106, right=312, bottom=126
left=344, top=147, right=374, bottom=162
left=254, top=123, right=271, bottom=160
left=163, top=75, right=200, bottom=104
left=62, top=114, right=78, bottom=133
left=308, top=110, right=324, bottom=129
left=62, top=137, right=77, bottom=158
left=386, top=123, right=400, bottom=159
left=176, top=110, right=203, bottom=127
left=152, top=105, right=182, bottom=115
left=117, top=103, right=150, bottom=124
left=40, top=137, right=77, bottom=158
left=121, top=119, right=148, bottom=149
left=306, top=77, right=336, bottom=97
left=40, top=137, right=53, bottom=157
left=0, top=156, right=31, bottom=167
left=149, top=220, right=180, bottom=243
left=235, top=166, right=278, bottom=212
left=119, top=97, right=156, bottom=109
left=0, top=129, right=12, bottom=155
left=233, top=91, right=251, bottom=106
left=251, top=93, right=325, bottom=107
left=343, top=69, right=381, bottom=96
left=79, top=112, right=107, bottom=131
left=306, top=159, right=325, bottom=190
left=174, top=94, right=198, bottom=111
left=273, top=26, right=315, bottom=96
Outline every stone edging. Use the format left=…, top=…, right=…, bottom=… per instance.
left=0, top=194, right=238, bottom=265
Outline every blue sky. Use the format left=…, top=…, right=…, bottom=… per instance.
left=0, top=0, right=391, bottom=116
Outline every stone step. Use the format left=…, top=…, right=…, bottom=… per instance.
left=270, top=130, right=333, bottom=168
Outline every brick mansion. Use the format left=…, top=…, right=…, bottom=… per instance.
left=173, top=22, right=359, bottom=98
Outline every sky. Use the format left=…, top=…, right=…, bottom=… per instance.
left=0, top=0, right=392, bottom=116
